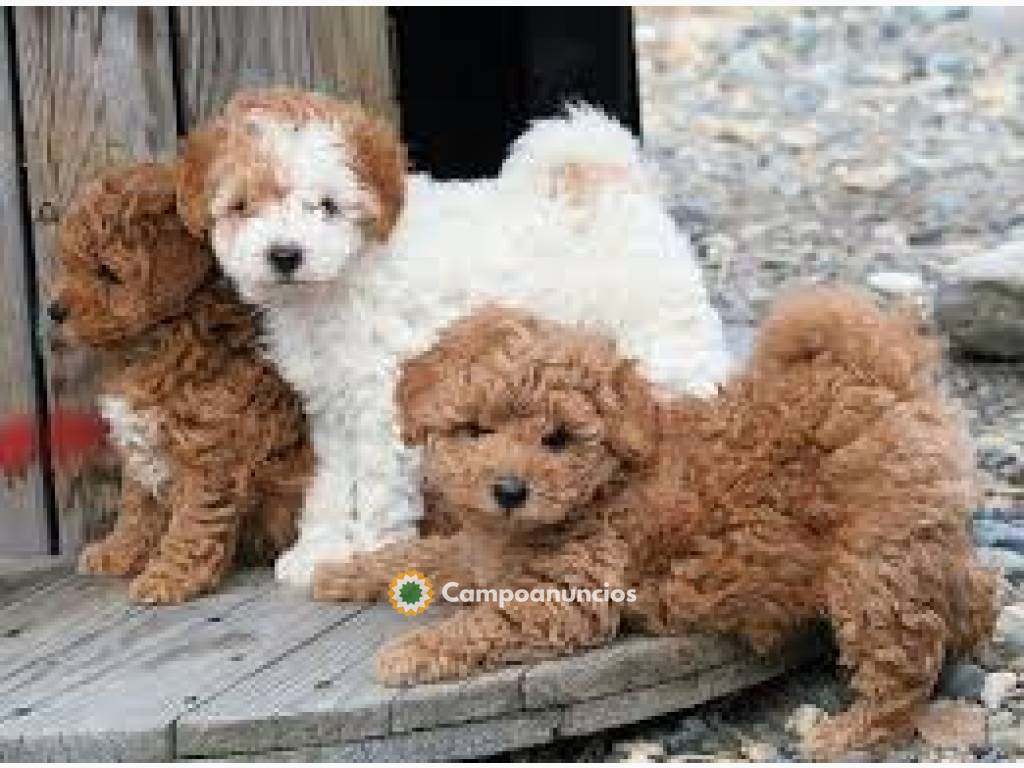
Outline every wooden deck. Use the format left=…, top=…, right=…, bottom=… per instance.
left=0, top=564, right=819, bottom=761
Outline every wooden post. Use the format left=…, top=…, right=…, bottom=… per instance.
left=12, top=7, right=179, bottom=554
left=173, top=7, right=397, bottom=128
left=0, top=10, right=49, bottom=554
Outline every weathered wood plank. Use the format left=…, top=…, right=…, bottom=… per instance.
left=390, top=666, right=523, bottom=735
left=176, top=606, right=430, bottom=758
left=522, top=633, right=744, bottom=710
left=174, top=7, right=398, bottom=128
left=236, top=712, right=561, bottom=763
left=0, top=573, right=134, bottom=677
left=0, top=11, right=49, bottom=556
left=557, top=640, right=811, bottom=738
left=12, top=7, right=179, bottom=556
left=0, top=558, right=69, bottom=606
left=0, top=570, right=360, bottom=761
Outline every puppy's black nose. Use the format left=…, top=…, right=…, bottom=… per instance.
left=492, top=475, right=529, bottom=512
left=267, top=245, right=303, bottom=278
left=47, top=302, right=68, bottom=325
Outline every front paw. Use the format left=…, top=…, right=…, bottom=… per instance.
left=128, top=566, right=205, bottom=604
left=312, top=560, right=385, bottom=602
left=375, top=633, right=466, bottom=686
left=78, top=538, right=151, bottom=577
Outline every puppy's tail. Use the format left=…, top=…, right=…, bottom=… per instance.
left=499, top=104, right=654, bottom=207
left=751, top=285, right=939, bottom=394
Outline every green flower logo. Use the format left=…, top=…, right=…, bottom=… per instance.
left=389, top=570, right=433, bottom=616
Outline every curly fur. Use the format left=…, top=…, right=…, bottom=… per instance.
left=179, top=90, right=733, bottom=587
left=313, top=288, right=996, bottom=758
left=53, top=162, right=311, bottom=603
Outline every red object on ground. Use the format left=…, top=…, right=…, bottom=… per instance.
left=0, top=409, right=108, bottom=477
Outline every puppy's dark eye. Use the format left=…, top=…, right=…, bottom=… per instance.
left=455, top=422, right=493, bottom=439
left=319, top=197, right=341, bottom=217
left=227, top=199, right=248, bottom=216
left=95, top=264, right=121, bottom=285
left=542, top=425, right=573, bottom=451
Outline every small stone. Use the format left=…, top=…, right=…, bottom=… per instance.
left=974, top=520, right=1024, bottom=554
left=740, top=740, right=778, bottom=761
left=785, top=703, right=826, bottom=741
left=936, top=242, right=1024, bottom=360
left=988, top=712, right=1024, bottom=755
left=916, top=699, right=987, bottom=749
left=976, top=548, right=1024, bottom=582
left=939, top=662, right=987, bottom=700
left=692, top=115, right=771, bottom=145
left=866, top=271, right=927, bottom=301
left=995, top=604, right=1024, bottom=654
left=836, top=162, right=901, bottom=192
left=982, top=671, right=1020, bottom=709
left=617, top=740, right=665, bottom=762
left=929, top=52, right=972, bottom=78
left=779, top=125, right=821, bottom=150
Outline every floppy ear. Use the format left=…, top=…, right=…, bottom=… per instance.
left=595, top=359, right=659, bottom=468
left=176, top=119, right=231, bottom=238
left=350, top=112, right=407, bottom=240
left=396, top=305, right=542, bottom=445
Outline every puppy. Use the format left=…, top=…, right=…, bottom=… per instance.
left=314, top=289, right=995, bottom=758
left=177, top=88, right=733, bottom=587
left=52, top=162, right=311, bottom=603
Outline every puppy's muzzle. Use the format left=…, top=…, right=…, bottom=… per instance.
left=492, top=475, right=529, bottom=512
left=267, top=244, right=304, bottom=279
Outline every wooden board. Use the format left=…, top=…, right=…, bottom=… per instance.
left=0, top=11, right=49, bottom=555
left=174, top=7, right=398, bottom=128
left=11, top=7, right=179, bottom=554
left=0, top=570, right=362, bottom=761
left=0, top=571, right=821, bottom=761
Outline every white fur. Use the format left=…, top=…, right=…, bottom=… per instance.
left=100, top=395, right=170, bottom=498
left=208, top=105, right=733, bottom=587
left=212, top=119, right=369, bottom=296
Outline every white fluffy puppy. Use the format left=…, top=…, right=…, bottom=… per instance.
left=178, top=89, right=731, bottom=587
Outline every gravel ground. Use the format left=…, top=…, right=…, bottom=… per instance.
left=508, top=7, right=1024, bottom=762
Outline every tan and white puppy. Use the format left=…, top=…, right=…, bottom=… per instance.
left=179, top=88, right=732, bottom=588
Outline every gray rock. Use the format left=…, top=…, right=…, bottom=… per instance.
left=936, top=243, right=1024, bottom=359
left=938, top=662, right=987, bottom=700
left=995, top=605, right=1024, bottom=655
left=974, top=521, right=1024, bottom=554
left=928, top=52, right=972, bottom=78
left=976, top=547, right=1024, bottom=582
left=866, top=271, right=928, bottom=302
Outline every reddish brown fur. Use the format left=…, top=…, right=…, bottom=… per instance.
left=313, top=289, right=996, bottom=758
left=54, top=162, right=312, bottom=603
left=176, top=87, right=406, bottom=240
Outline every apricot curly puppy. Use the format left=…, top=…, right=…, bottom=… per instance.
left=314, top=289, right=996, bottom=758
left=52, top=162, right=311, bottom=603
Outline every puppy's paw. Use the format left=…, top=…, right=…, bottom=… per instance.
left=128, top=568, right=202, bottom=604
left=376, top=638, right=455, bottom=687
left=78, top=538, right=151, bottom=577
left=274, top=543, right=321, bottom=589
left=311, top=560, right=384, bottom=602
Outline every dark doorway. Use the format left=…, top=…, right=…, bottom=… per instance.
left=390, top=8, right=641, bottom=179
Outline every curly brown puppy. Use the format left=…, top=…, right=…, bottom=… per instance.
left=313, top=289, right=995, bottom=758
left=52, top=161, right=312, bottom=603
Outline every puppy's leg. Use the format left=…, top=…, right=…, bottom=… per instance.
left=312, top=533, right=478, bottom=602
left=78, top=478, right=169, bottom=577
left=376, top=534, right=628, bottom=685
left=276, top=401, right=423, bottom=588
left=807, top=540, right=950, bottom=759
left=128, top=472, right=240, bottom=604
